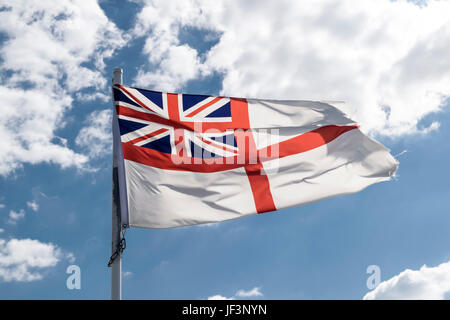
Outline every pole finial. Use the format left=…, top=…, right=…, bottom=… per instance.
left=113, top=68, right=123, bottom=85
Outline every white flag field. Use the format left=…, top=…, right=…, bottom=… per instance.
left=112, top=84, right=398, bottom=229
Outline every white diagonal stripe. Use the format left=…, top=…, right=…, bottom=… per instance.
left=118, top=114, right=154, bottom=125
left=123, top=86, right=168, bottom=118
left=115, top=101, right=156, bottom=115
left=121, top=122, right=169, bottom=143
left=134, top=130, right=171, bottom=147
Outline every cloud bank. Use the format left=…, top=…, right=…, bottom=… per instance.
left=134, top=0, right=450, bottom=136
left=0, top=0, right=125, bottom=175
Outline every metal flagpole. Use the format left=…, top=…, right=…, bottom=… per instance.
left=111, top=67, right=123, bottom=300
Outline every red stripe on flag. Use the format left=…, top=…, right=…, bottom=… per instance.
left=166, top=93, right=180, bottom=121
left=166, top=93, right=187, bottom=156
left=245, top=163, right=277, bottom=213
left=258, top=124, right=359, bottom=161
left=231, top=98, right=277, bottom=214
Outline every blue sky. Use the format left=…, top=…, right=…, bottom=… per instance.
left=1, top=0, right=450, bottom=299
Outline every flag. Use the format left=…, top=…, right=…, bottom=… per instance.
left=112, top=84, right=398, bottom=229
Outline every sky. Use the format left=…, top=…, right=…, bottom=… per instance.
left=0, top=0, right=450, bottom=299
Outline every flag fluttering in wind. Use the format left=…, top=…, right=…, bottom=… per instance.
left=112, top=84, right=398, bottom=229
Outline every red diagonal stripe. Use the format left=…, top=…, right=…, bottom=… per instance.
left=185, top=97, right=223, bottom=117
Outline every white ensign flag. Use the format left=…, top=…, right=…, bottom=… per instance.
left=112, top=84, right=398, bottom=228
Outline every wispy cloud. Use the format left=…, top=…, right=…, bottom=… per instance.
left=235, top=287, right=263, bottom=298
left=196, top=222, right=220, bottom=228
left=75, top=109, right=112, bottom=159
left=65, top=252, right=76, bottom=264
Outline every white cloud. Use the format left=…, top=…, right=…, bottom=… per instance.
left=135, top=44, right=207, bottom=92
left=7, top=209, right=25, bottom=225
left=26, top=201, right=39, bottom=212
left=0, top=204, right=4, bottom=209
left=0, top=86, right=87, bottom=175
left=134, top=0, right=450, bottom=136
left=0, top=0, right=125, bottom=175
left=363, top=260, right=450, bottom=300
left=0, top=229, right=4, bottom=234
left=0, top=238, right=62, bottom=282
left=75, top=109, right=112, bottom=158
left=132, top=0, right=218, bottom=91
left=207, top=286, right=263, bottom=300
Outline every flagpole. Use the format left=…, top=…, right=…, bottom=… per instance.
left=111, top=67, right=123, bottom=300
